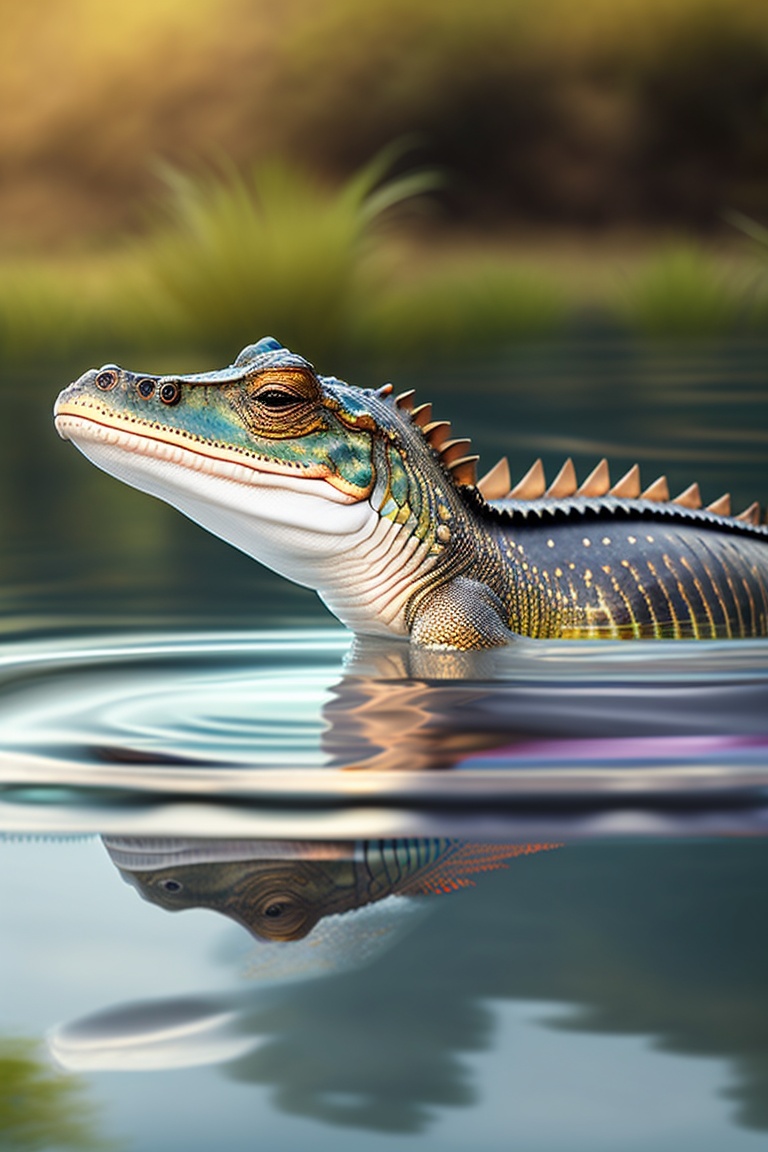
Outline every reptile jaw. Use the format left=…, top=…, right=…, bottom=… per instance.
left=54, top=404, right=361, bottom=502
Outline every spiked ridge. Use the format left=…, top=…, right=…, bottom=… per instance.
left=396, top=383, right=763, bottom=529
left=54, top=340, right=768, bottom=647
left=486, top=457, right=761, bottom=526
left=395, top=387, right=482, bottom=486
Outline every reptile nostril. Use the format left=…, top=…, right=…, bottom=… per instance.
left=95, top=369, right=119, bottom=391
left=160, top=381, right=181, bottom=406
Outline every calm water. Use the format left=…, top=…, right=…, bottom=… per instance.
left=1, top=340, right=767, bottom=1150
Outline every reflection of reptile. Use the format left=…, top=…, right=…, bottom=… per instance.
left=55, top=338, right=768, bottom=648
left=106, top=838, right=555, bottom=941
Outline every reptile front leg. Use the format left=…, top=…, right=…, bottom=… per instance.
left=410, top=576, right=512, bottom=650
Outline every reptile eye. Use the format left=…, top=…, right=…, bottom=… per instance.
left=160, top=879, right=182, bottom=893
left=137, top=378, right=156, bottom=399
left=264, top=902, right=286, bottom=918
left=95, top=369, right=119, bottom=390
left=257, top=389, right=301, bottom=410
left=160, top=382, right=181, bottom=406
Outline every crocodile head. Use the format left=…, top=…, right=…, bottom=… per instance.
left=54, top=337, right=470, bottom=635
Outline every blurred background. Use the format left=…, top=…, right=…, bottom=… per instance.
left=1, top=0, right=768, bottom=365
left=1, top=0, right=767, bottom=634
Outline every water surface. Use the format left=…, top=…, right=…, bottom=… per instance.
left=0, top=340, right=766, bottom=1150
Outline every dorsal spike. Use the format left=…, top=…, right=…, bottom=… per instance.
left=577, top=459, right=611, bottom=497
left=411, top=403, right=433, bottom=427
left=448, top=455, right=479, bottom=487
left=395, top=389, right=416, bottom=410
left=641, top=475, right=670, bottom=503
left=422, top=420, right=452, bottom=447
left=545, top=458, right=578, bottom=499
left=439, top=439, right=473, bottom=466
left=376, top=382, right=394, bottom=397
left=508, top=458, right=546, bottom=500
left=609, top=464, right=641, bottom=499
left=736, top=501, right=761, bottom=526
left=477, top=457, right=512, bottom=500
left=672, top=482, right=702, bottom=510
left=706, top=493, right=732, bottom=517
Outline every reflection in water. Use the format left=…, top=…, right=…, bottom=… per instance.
left=51, top=837, right=555, bottom=1102
left=0, top=1035, right=109, bottom=1150
left=1, top=633, right=767, bottom=835
left=104, top=836, right=556, bottom=942
left=223, top=840, right=768, bottom=1136
left=325, top=637, right=768, bottom=774
left=47, top=839, right=768, bottom=1138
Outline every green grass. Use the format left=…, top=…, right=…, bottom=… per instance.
left=612, top=245, right=756, bottom=338
left=105, top=151, right=440, bottom=366
left=358, top=257, right=568, bottom=363
left=0, top=261, right=106, bottom=363
left=0, top=159, right=766, bottom=371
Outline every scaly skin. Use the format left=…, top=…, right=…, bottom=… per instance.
left=54, top=337, right=768, bottom=649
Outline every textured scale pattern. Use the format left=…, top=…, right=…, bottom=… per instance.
left=488, top=516, right=768, bottom=638
left=398, top=396, right=768, bottom=641
left=54, top=338, right=768, bottom=648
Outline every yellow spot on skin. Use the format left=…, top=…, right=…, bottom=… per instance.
left=436, top=523, right=451, bottom=543
left=438, top=503, right=450, bottom=520
left=583, top=538, right=591, bottom=547
left=621, top=560, right=630, bottom=567
left=517, top=544, right=525, bottom=554
left=584, top=569, right=592, bottom=580
left=628, top=535, right=637, bottom=544
left=522, top=562, right=529, bottom=571
left=646, top=535, right=654, bottom=543
left=555, top=567, right=563, bottom=577
left=569, top=562, right=576, bottom=570
left=547, top=539, right=555, bottom=548
left=602, top=564, right=611, bottom=574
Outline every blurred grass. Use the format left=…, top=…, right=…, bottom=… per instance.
left=613, top=246, right=755, bottom=337
left=0, top=259, right=120, bottom=364
left=120, top=152, right=438, bottom=365
left=2, top=0, right=768, bottom=364
left=360, top=259, right=569, bottom=362
left=0, top=157, right=766, bottom=369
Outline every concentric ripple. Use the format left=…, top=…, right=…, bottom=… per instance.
left=0, top=629, right=766, bottom=839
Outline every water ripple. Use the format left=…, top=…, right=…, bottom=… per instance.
left=0, top=629, right=765, bottom=839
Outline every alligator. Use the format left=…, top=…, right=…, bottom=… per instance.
left=54, top=337, right=768, bottom=649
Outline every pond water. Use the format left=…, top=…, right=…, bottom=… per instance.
left=0, top=340, right=767, bottom=1151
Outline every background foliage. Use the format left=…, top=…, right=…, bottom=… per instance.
left=1, top=0, right=767, bottom=360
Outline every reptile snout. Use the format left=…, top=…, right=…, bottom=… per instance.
left=53, top=368, right=101, bottom=435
